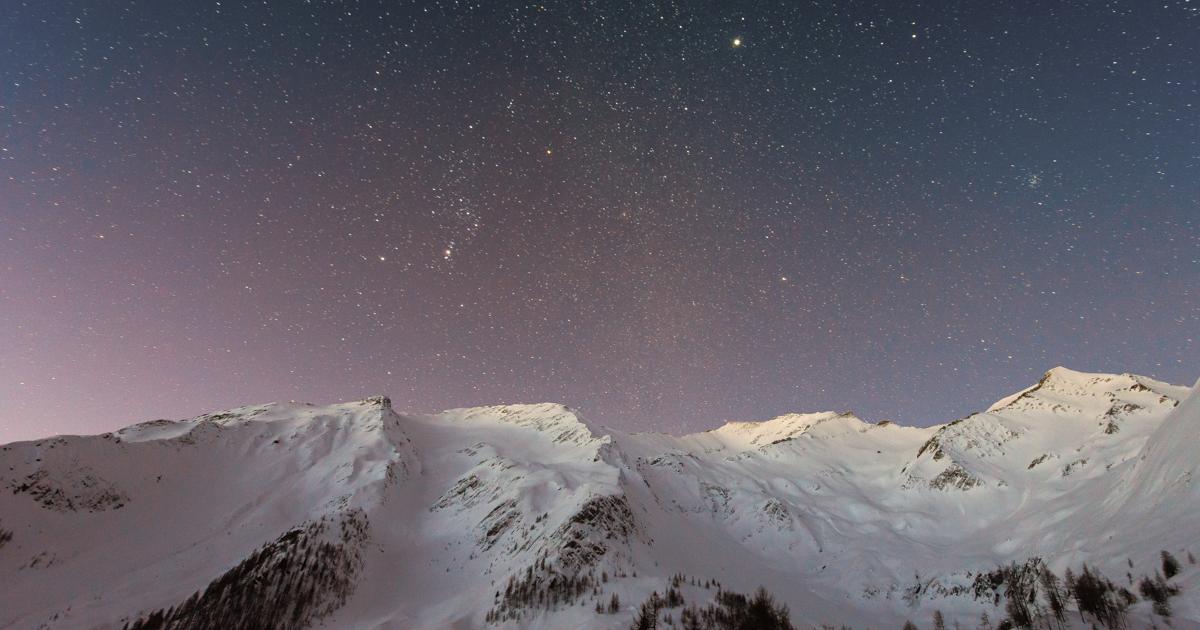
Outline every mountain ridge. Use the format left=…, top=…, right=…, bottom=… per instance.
left=1, top=367, right=1197, bottom=629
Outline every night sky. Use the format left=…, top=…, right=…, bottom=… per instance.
left=2, top=1, right=1197, bottom=443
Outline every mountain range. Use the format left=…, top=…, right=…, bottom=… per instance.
left=1, top=367, right=1198, bottom=629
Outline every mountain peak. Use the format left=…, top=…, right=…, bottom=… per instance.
left=1039, top=365, right=1119, bottom=385
left=1042, top=364, right=1081, bottom=379
left=987, top=367, right=1139, bottom=413
left=360, top=395, right=392, bottom=410
left=705, top=411, right=862, bottom=448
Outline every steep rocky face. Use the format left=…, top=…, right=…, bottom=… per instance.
left=0, top=369, right=1196, bottom=629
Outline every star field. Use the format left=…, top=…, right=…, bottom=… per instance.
left=1, top=1, right=1197, bottom=442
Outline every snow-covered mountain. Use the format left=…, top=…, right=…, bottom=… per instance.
left=1, top=368, right=1198, bottom=629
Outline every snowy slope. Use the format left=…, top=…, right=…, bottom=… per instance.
left=0, top=369, right=1196, bottom=629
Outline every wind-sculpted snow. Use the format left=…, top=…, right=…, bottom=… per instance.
left=440, top=403, right=608, bottom=452
left=0, top=369, right=1197, bottom=629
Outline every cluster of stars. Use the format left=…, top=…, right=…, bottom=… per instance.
left=0, top=0, right=1196, bottom=443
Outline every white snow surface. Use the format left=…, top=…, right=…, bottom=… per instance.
left=1, top=369, right=1198, bottom=629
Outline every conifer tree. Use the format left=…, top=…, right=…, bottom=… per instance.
left=1161, top=551, right=1181, bottom=579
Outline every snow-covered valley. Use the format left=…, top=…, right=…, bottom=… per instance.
left=1, top=367, right=1198, bottom=629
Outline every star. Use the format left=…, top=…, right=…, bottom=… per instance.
left=1, top=0, right=1193, bottom=443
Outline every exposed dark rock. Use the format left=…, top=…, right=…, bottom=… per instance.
left=930, top=464, right=981, bottom=491
left=9, top=468, right=128, bottom=512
